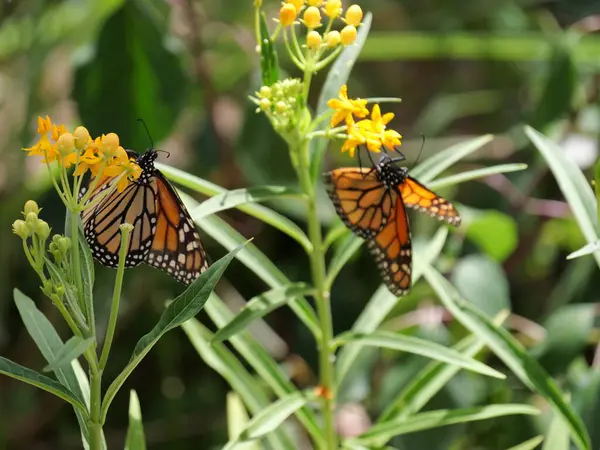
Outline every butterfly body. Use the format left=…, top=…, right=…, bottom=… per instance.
left=81, top=149, right=208, bottom=285
left=324, top=156, right=460, bottom=296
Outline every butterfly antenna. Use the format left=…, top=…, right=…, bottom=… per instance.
left=137, top=118, right=154, bottom=151
left=411, top=134, right=426, bottom=171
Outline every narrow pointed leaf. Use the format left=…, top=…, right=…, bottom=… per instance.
left=508, top=436, right=545, bottom=450
left=378, top=311, right=509, bottom=423
left=193, top=186, right=304, bottom=220
left=567, top=240, right=600, bottom=260
left=227, top=392, right=261, bottom=450
left=411, top=134, right=494, bottom=182
left=182, top=319, right=297, bottom=449
left=525, top=125, right=600, bottom=269
left=212, top=283, right=311, bottom=343
left=349, top=404, right=539, bottom=446
left=124, top=390, right=146, bottom=450
left=223, top=391, right=313, bottom=450
left=158, top=163, right=312, bottom=252
left=101, top=243, right=246, bottom=421
left=259, top=12, right=278, bottom=86
left=44, top=336, right=95, bottom=372
left=334, top=330, right=504, bottom=379
left=422, top=264, right=591, bottom=450
left=336, top=227, right=448, bottom=385
left=542, top=409, right=570, bottom=450
left=427, top=163, right=528, bottom=190
left=0, top=356, right=86, bottom=412
left=13, top=289, right=91, bottom=443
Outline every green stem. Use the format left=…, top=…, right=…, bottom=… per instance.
left=88, top=360, right=103, bottom=450
left=296, top=140, right=337, bottom=450
left=99, top=224, right=132, bottom=370
left=71, top=209, right=93, bottom=337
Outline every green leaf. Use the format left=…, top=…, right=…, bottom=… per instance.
left=542, top=409, right=570, bottom=450
left=259, top=12, right=279, bottom=86
left=0, top=356, right=87, bottom=412
left=44, top=336, right=95, bottom=372
left=422, top=264, right=592, bottom=450
left=336, top=227, right=449, bottom=386
left=204, top=293, right=325, bottom=447
left=348, top=404, right=539, bottom=446
left=192, top=186, right=304, bottom=220
left=595, top=158, right=600, bottom=226
left=211, top=283, right=312, bottom=343
left=227, top=392, right=261, bottom=450
left=182, top=319, right=296, bottom=450
left=567, top=240, right=600, bottom=260
left=74, top=2, right=186, bottom=150
left=158, top=164, right=313, bottom=252
left=525, top=125, right=600, bottom=269
left=124, top=390, right=146, bottom=450
left=323, top=221, right=348, bottom=251
left=427, top=163, right=528, bottom=191
left=178, top=190, right=320, bottom=338
left=507, top=436, right=545, bottom=450
left=13, top=289, right=91, bottom=444
left=411, top=135, right=494, bottom=182
left=309, top=11, right=372, bottom=182
left=465, top=211, right=519, bottom=262
left=377, top=311, right=509, bottom=423
left=325, top=233, right=363, bottom=289
left=450, top=254, right=510, bottom=316
left=101, top=243, right=246, bottom=422
left=333, top=330, right=505, bottom=379
left=223, top=391, right=313, bottom=450
left=78, top=225, right=95, bottom=307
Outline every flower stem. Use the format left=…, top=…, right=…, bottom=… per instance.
left=71, top=210, right=95, bottom=339
left=99, top=224, right=132, bottom=370
left=296, top=140, right=337, bottom=450
left=88, top=361, right=103, bottom=450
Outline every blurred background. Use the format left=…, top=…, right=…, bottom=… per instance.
left=1, top=0, right=600, bottom=448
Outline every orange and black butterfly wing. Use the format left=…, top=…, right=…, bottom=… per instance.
left=324, top=167, right=396, bottom=239
left=145, top=171, right=208, bottom=285
left=367, top=195, right=412, bottom=296
left=81, top=180, right=156, bottom=268
left=400, top=177, right=461, bottom=226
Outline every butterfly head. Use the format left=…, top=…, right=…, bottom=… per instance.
left=376, top=156, right=408, bottom=188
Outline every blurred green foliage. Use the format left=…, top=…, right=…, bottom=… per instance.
left=2, top=0, right=600, bottom=448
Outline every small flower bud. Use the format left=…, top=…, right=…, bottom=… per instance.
left=303, top=6, right=322, bottom=28
left=12, top=219, right=29, bottom=239
left=259, top=86, right=272, bottom=98
left=275, top=101, right=288, bottom=112
left=345, top=4, right=363, bottom=26
left=55, top=285, right=65, bottom=297
left=325, top=30, right=340, bottom=47
left=25, top=212, right=38, bottom=231
left=35, top=220, right=51, bottom=241
left=306, top=30, right=322, bottom=49
left=307, top=0, right=322, bottom=6
left=23, top=200, right=40, bottom=216
left=279, top=3, right=297, bottom=27
left=58, top=236, right=71, bottom=254
left=57, top=133, right=75, bottom=152
left=73, top=126, right=91, bottom=149
left=259, top=98, right=271, bottom=111
left=340, top=25, right=357, bottom=45
left=287, top=0, right=304, bottom=11
left=324, top=0, right=342, bottom=18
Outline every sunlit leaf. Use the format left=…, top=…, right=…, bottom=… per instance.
left=124, top=390, right=146, bottom=450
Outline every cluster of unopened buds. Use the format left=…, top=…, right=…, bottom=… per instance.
left=273, top=0, right=363, bottom=71
left=23, top=115, right=141, bottom=211
left=249, top=78, right=305, bottom=133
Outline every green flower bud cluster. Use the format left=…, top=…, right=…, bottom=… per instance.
left=12, top=200, right=52, bottom=276
left=251, top=78, right=305, bottom=135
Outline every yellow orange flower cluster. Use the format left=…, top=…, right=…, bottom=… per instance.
left=278, top=0, right=362, bottom=48
left=24, top=116, right=141, bottom=193
left=328, top=85, right=402, bottom=158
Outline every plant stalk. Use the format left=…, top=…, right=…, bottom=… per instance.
left=297, top=140, right=337, bottom=449
left=88, top=361, right=103, bottom=450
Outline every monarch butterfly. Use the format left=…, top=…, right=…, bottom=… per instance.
left=324, top=155, right=461, bottom=296
left=81, top=149, right=208, bottom=284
